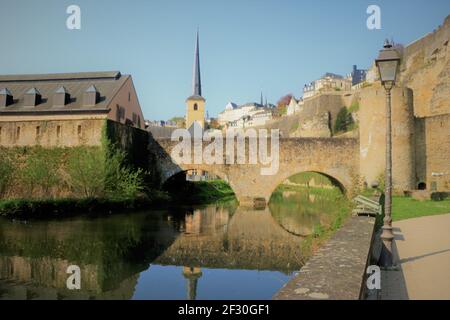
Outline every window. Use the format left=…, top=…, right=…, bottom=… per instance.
left=77, top=125, right=82, bottom=136
left=116, top=105, right=125, bottom=121
left=116, top=105, right=121, bottom=122
left=16, top=126, right=21, bottom=139
left=36, top=126, right=40, bottom=136
left=418, top=182, right=426, bottom=190
left=128, top=92, right=131, bottom=102
left=56, top=126, right=61, bottom=138
left=193, top=103, right=198, bottom=111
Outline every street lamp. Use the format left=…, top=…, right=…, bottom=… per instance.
left=375, top=40, right=401, bottom=268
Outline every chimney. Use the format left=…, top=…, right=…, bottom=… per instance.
left=83, top=85, right=99, bottom=107
left=24, top=87, right=42, bottom=107
left=0, top=88, right=13, bottom=107
left=54, top=86, right=70, bottom=106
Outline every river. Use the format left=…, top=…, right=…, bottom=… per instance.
left=0, top=183, right=349, bottom=300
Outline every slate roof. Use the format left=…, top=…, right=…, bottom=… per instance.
left=0, top=71, right=128, bottom=114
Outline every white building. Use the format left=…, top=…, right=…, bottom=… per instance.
left=286, top=96, right=303, bottom=116
left=303, top=72, right=353, bottom=99
left=218, top=102, right=272, bottom=128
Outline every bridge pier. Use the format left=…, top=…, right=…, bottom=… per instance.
left=238, top=196, right=268, bottom=209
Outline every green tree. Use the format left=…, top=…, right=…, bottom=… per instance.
left=67, top=147, right=106, bottom=198
left=104, top=145, right=144, bottom=199
left=334, top=107, right=354, bottom=134
left=67, top=144, right=145, bottom=200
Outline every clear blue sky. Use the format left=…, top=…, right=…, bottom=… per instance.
left=1, top=0, right=448, bottom=120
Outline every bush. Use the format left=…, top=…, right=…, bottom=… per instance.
left=21, top=148, right=61, bottom=197
left=0, top=151, right=14, bottom=198
left=104, top=145, right=145, bottom=199
left=67, top=147, right=106, bottom=198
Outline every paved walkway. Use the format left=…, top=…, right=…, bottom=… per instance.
left=381, top=213, right=450, bottom=300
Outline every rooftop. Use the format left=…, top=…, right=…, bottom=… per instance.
left=0, top=71, right=129, bottom=114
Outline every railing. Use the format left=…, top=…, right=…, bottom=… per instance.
left=352, top=195, right=382, bottom=217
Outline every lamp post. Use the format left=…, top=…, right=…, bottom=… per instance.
left=375, top=40, right=401, bottom=268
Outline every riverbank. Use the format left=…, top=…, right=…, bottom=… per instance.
left=0, top=180, right=237, bottom=220
left=0, top=194, right=168, bottom=220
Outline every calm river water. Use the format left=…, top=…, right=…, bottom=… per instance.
left=0, top=185, right=347, bottom=300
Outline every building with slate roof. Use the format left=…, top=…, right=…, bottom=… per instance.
left=0, top=71, right=145, bottom=147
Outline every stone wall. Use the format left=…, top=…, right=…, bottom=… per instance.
left=400, top=15, right=450, bottom=117
left=415, top=114, right=450, bottom=191
left=291, top=112, right=331, bottom=138
left=274, top=216, right=376, bottom=300
left=0, top=117, right=106, bottom=147
left=358, top=85, right=416, bottom=193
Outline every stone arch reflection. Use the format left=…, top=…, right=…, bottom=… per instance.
left=268, top=171, right=348, bottom=237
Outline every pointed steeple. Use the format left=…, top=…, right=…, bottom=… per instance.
left=260, top=92, right=263, bottom=106
left=192, top=29, right=202, bottom=97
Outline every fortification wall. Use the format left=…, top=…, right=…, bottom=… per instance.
left=0, top=117, right=106, bottom=147
left=415, top=114, right=450, bottom=192
left=400, top=15, right=450, bottom=117
left=358, top=85, right=416, bottom=193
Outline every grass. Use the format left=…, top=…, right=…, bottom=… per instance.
left=393, top=196, right=450, bottom=221
left=0, top=191, right=170, bottom=220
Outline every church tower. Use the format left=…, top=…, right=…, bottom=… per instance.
left=186, top=30, right=205, bottom=130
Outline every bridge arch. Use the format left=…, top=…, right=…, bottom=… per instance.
left=160, top=164, right=238, bottom=198
left=151, top=137, right=360, bottom=207
left=267, top=170, right=347, bottom=201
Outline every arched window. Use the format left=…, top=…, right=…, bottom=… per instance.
left=193, top=103, right=198, bottom=111
left=418, top=182, right=427, bottom=190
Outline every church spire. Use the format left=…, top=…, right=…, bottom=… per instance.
left=192, top=29, right=202, bottom=97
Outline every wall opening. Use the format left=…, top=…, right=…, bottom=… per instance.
left=163, top=170, right=235, bottom=204
left=418, top=182, right=427, bottom=190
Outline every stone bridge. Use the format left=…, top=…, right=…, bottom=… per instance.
left=149, top=137, right=360, bottom=206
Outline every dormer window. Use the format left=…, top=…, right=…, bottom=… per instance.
left=0, top=88, right=13, bottom=107
left=24, top=87, right=42, bottom=107
left=83, top=85, right=99, bottom=107
left=54, top=86, right=70, bottom=106
left=193, top=103, right=198, bottom=111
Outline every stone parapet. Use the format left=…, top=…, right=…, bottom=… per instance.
left=273, top=216, right=376, bottom=300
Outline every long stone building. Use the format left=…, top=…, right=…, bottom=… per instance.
left=0, top=71, right=145, bottom=147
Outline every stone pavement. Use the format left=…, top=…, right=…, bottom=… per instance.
left=381, top=213, right=450, bottom=300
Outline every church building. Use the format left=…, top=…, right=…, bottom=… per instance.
left=185, top=31, right=206, bottom=130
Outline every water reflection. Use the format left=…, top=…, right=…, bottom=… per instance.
left=0, top=201, right=306, bottom=300
left=0, top=180, right=347, bottom=300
